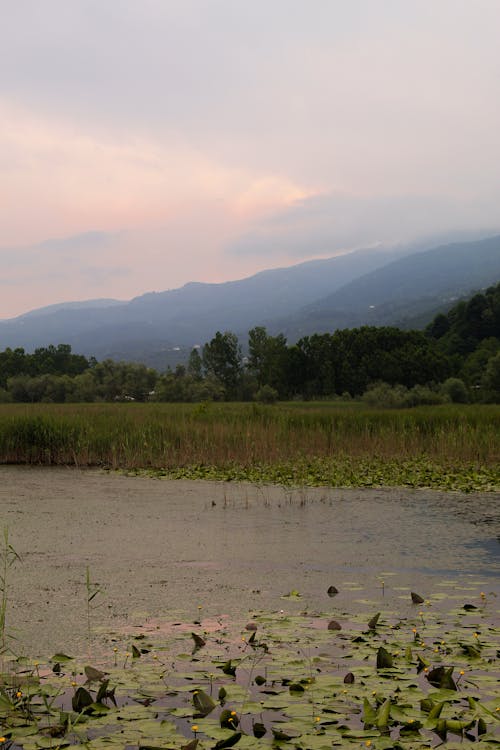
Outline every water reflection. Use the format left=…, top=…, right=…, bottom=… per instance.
left=3, top=467, right=499, bottom=656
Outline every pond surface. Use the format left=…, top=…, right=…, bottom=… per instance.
left=0, top=466, right=498, bottom=657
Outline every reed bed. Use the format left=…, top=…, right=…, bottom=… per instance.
left=0, top=403, right=498, bottom=490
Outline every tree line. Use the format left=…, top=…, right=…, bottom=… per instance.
left=0, top=282, right=499, bottom=404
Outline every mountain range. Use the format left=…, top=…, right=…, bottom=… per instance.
left=1, top=234, right=499, bottom=369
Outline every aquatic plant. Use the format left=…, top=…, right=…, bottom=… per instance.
left=0, top=579, right=497, bottom=748
left=0, top=528, right=21, bottom=654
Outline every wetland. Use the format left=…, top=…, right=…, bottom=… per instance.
left=0, top=467, right=498, bottom=748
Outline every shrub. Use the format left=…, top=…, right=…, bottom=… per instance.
left=254, top=384, right=279, bottom=404
left=440, top=377, right=469, bottom=403
left=362, top=382, right=446, bottom=408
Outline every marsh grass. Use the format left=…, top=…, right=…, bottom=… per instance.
left=0, top=528, right=21, bottom=654
left=0, top=402, right=498, bottom=490
left=85, top=567, right=104, bottom=654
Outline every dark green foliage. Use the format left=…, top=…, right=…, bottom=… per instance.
left=153, top=370, right=224, bottom=402
left=427, top=282, right=500, bottom=352
left=187, top=348, right=203, bottom=380
left=247, top=326, right=288, bottom=391
left=202, top=332, right=242, bottom=398
left=286, top=327, right=451, bottom=398
left=425, top=282, right=500, bottom=398
left=2, top=283, right=500, bottom=403
left=2, top=354, right=157, bottom=403
left=483, top=350, right=500, bottom=399
left=440, top=377, right=469, bottom=403
left=0, top=344, right=91, bottom=389
left=362, top=382, right=446, bottom=408
left=254, top=384, right=279, bottom=404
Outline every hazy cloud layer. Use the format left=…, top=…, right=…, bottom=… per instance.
left=1, top=1, right=499, bottom=316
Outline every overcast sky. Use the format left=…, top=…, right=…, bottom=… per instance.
left=1, top=0, right=499, bottom=317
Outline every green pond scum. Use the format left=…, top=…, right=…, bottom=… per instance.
left=0, top=582, right=498, bottom=749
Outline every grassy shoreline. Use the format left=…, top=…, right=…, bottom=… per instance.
left=0, top=402, right=498, bottom=491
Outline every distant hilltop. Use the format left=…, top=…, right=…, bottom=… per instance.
left=0, top=233, right=499, bottom=369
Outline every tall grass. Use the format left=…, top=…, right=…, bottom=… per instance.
left=0, top=402, right=497, bottom=470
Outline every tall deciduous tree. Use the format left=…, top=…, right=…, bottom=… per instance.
left=187, top=348, right=203, bottom=380
left=202, top=331, right=241, bottom=397
left=247, top=326, right=288, bottom=392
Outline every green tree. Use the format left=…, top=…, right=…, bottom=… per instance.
left=440, top=377, right=469, bottom=403
left=0, top=348, right=28, bottom=388
left=482, top=351, right=500, bottom=400
left=202, top=331, right=242, bottom=397
left=247, top=327, right=288, bottom=393
left=187, top=348, right=203, bottom=380
left=31, top=344, right=90, bottom=376
left=461, top=338, right=500, bottom=387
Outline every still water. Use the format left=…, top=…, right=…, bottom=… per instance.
left=0, top=467, right=498, bottom=655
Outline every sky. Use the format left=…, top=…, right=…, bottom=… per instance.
left=1, top=0, right=500, bottom=318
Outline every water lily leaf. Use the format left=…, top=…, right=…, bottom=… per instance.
left=416, top=654, right=429, bottom=673
left=271, top=726, right=301, bottom=741
left=367, top=613, right=380, bottom=630
left=253, top=722, right=266, bottom=738
left=399, top=720, right=423, bottom=736
left=191, top=632, right=206, bottom=649
left=428, top=700, right=447, bottom=720
left=426, top=666, right=457, bottom=690
left=423, top=701, right=447, bottom=729
left=376, top=698, right=391, bottom=729
left=282, top=589, right=301, bottom=599
left=288, top=682, right=305, bottom=693
left=87, top=701, right=110, bottom=715
left=50, top=653, right=73, bottom=662
left=327, top=620, right=342, bottom=631
left=470, top=698, right=500, bottom=720
left=84, top=665, right=106, bottom=682
left=411, top=592, right=425, bottom=604
left=212, top=731, right=242, bottom=749
left=362, top=698, right=377, bottom=726
left=445, top=718, right=475, bottom=734
left=96, top=679, right=117, bottom=706
left=460, top=643, right=481, bottom=657
left=220, top=709, right=239, bottom=729
left=434, top=717, right=448, bottom=741
left=478, top=716, right=487, bottom=735
left=72, top=686, right=93, bottom=712
left=376, top=646, right=393, bottom=669
left=389, top=705, right=413, bottom=722
left=220, top=660, right=237, bottom=676
left=193, top=689, right=216, bottom=717
left=343, top=672, right=355, bottom=684
left=181, top=741, right=199, bottom=750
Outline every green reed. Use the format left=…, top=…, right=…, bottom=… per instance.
left=0, top=403, right=497, bottom=490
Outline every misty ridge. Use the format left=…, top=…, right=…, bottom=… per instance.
left=0, top=233, right=499, bottom=369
